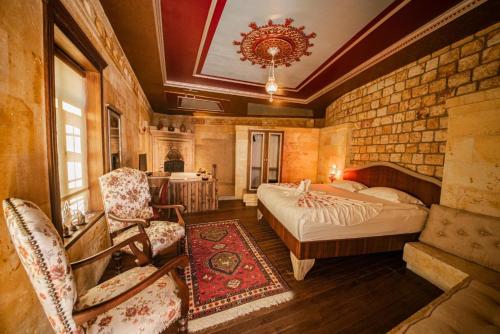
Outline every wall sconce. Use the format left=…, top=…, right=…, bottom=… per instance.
left=139, top=120, right=149, bottom=134
left=328, top=164, right=343, bottom=182
left=328, top=164, right=337, bottom=182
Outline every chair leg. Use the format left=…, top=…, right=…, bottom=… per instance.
left=112, top=251, right=122, bottom=273
left=177, top=317, right=188, bottom=333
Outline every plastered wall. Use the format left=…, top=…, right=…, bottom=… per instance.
left=152, top=114, right=317, bottom=198
left=0, top=0, right=152, bottom=332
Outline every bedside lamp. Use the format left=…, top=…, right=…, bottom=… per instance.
left=328, top=164, right=337, bottom=183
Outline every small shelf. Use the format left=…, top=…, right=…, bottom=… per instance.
left=64, top=211, right=104, bottom=249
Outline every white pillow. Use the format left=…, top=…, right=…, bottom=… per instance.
left=358, top=187, right=424, bottom=205
left=330, top=180, right=367, bottom=192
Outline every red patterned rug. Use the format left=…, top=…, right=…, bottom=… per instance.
left=183, top=219, right=293, bottom=332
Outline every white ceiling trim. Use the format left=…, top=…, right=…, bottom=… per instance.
left=153, top=0, right=167, bottom=85
left=304, top=0, right=487, bottom=103
left=192, top=73, right=300, bottom=92
left=192, top=0, right=218, bottom=77
left=158, top=0, right=486, bottom=105
left=165, top=80, right=307, bottom=104
left=295, top=0, right=411, bottom=91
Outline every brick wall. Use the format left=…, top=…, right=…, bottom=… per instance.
left=325, top=23, right=500, bottom=179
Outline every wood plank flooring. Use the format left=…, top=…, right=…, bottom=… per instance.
left=103, top=200, right=442, bottom=334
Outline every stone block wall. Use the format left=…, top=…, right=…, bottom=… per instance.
left=325, top=23, right=500, bottom=179
left=441, top=87, right=500, bottom=217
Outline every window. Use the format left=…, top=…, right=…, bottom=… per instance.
left=44, top=0, right=107, bottom=235
left=55, top=56, right=89, bottom=214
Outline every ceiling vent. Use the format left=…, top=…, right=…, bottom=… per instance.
left=177, top=95, right=224, bottom=113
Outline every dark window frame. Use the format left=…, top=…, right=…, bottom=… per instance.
left=43, top=0, right=107, bottom=235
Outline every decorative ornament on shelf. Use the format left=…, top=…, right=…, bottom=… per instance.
left=140, top=120, right=149, bottom=134
left=233, top=18, right=316, bottom=102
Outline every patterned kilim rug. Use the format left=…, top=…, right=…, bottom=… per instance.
left=183, top=219, right=293, bottom=332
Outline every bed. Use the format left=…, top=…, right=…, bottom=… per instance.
left=257, top=162, right=442, bottom=280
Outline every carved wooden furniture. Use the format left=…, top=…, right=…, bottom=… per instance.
left=169, top=178, right=218, bottom=213
left=258, top=162, right=442, bottom=280
left=248, top=130, right=284, bottom=191
left=2, top=197, right=189, bottom=334
left=99, top=167, right=185, bottom=266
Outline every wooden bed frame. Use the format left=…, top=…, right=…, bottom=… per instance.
left=257, top=162, right=442, bottom=280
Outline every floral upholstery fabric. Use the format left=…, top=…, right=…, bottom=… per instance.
left=2, top=198, right=79, bottom=334
left=99, top=168, right=154, bottom=233
left=78, top=266, right=181, bottom=334
left=113, top=221, right=185, bottom=257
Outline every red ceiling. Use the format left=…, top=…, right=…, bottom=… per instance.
left=161, top=0, right=461, bottom=101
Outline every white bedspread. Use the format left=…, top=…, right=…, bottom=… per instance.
left=257, top=183, right=428, bottom=242
left=297, top=191, right=383, bottom=226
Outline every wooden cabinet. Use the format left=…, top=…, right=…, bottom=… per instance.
left=248, top=130, right=284, bottom=191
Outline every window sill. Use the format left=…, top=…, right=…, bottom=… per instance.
left=64, top=211, right=104, bottom=249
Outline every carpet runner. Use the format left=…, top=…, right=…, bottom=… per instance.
left=183, top=219, right=293, bottom=332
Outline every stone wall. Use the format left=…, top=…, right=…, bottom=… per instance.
left=0, top=0, right=152, bottom=333
left=152, top=114, right=317, bottom=197
left=325, top=23, right=500, bottom=179
left=440, top=87, right=500, bottom=217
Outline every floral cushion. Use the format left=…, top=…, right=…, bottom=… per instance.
left=78, top=266, right=181, bottom=334
left=2, top=198, right=79, bottom=334
left=99, top=168, right=154, bottom=233
left=113, top=221, right=185, bottom=257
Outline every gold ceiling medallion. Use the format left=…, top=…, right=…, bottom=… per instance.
left=233, top=18, right=316, bottom=102
left=233, top=18, right=316, bottom=68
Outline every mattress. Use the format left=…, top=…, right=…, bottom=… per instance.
left=257, top=183, right=428, bottom=242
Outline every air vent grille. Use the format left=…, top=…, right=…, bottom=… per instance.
left=177, top=96, right=224, bottom=112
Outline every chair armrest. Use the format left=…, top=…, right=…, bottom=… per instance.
left=151, top=204, right=185, bottom=226
left=71, top=232, right=151, bottom=270
left=151, top=204, right=185, bottom=211
left=73, top=254, right=189, bottom=326
left=108, top=213, right=150, bottom=227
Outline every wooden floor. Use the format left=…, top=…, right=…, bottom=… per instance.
left=104, top=200, right=442, bottom=334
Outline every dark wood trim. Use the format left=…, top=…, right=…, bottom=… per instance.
left=106, top=104, right=123, bottom=115
left=43, top=0, right=62, bottom=235
left=258, top=200, right=419, bottom=260
left=54, top=46, right=86, bottom=77
left=49, top=0, right=106, bottom=71
left=43, top=0, right=108, bottom=235
left=247, top=130, right=285, bottom=192
left=104, top=105, right=122, bottom=172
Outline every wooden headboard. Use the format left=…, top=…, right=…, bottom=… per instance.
left=342, top=162, right=442, bottom=207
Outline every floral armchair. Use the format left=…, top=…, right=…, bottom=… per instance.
left=2, top=198, right=189, bottom=334
left=99, top=167, right=185, bottom=263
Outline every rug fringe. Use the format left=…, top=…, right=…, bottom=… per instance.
left=188, top=291, right=294, bottom=333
